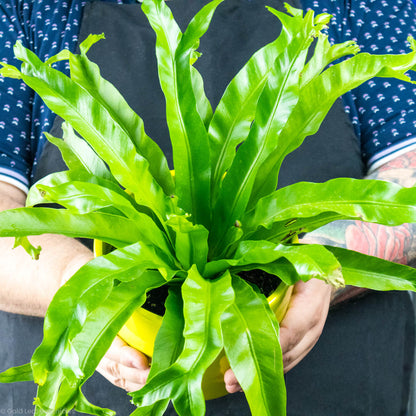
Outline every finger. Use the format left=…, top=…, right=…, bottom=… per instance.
left=105, top=336, right=150, bottom=370
left=97, top=336, right=150, bottom=392
left=281, top=328, right=323, bottom=372
left=280, top=306, right=325, bottom=362
left=279, top=280, right=329, bottom=352
left=97, top=356, right=149, bottom=392
left=279, top=279, right=331, bottom=371
left=224, top=368, right=243, bottom=394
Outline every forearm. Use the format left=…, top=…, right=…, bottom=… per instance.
left=302, top=219, right=416, bottom=304
left=302, top=149, right=416, bottom=305
left=0, top=181, right=93, bottom=317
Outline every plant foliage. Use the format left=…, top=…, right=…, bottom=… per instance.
left=1, top=1, right=416, bottom=415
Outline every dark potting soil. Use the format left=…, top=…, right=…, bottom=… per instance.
left=238, top=269, right=281, bottom=298
left=142, top=270, right=281, bottom=316
left=99, top=240, right=280, bottom=316
left=142, top=284, right=170, bottom=316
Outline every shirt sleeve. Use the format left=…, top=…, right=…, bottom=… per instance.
left=306, top=0, right=416, bottom=173
left=0, top=0, right=85, bottom=193
left=0, top=1, right=35, bottom=193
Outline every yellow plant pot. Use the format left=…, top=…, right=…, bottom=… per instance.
left=94, top=240, right=293, bottom=400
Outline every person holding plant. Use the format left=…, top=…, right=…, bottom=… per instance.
left=0, top=0, right=416, bottom=415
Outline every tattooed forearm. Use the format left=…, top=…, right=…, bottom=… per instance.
left=301, top=148, right=416, bottom=305
left=303, top=220, right=416, bottom=305
left=303, top=220, right=416, bottom=265
left=345, top=221, right=416, bottom=264
left=370, top=148, right=416, bottom=187
left=354, top=148, right=416, bottom=264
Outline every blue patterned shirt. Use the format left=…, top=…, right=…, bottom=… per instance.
left=305, top=0, right=416, bottom=172
left=1, top=0, right=416, bottom=192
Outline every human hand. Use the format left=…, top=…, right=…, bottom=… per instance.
left=97, top=336, right=150, bottom=392
left=279, top=278, right=331, bottom=372
left=224, top=278, right=332, bottom=393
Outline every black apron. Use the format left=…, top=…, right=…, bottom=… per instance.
left=1, top=1, right=414, bottom=415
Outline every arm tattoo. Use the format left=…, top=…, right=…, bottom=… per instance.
left=308, top=220, right=416, bottom=265
left=303, top=149, right=416, bottom=305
